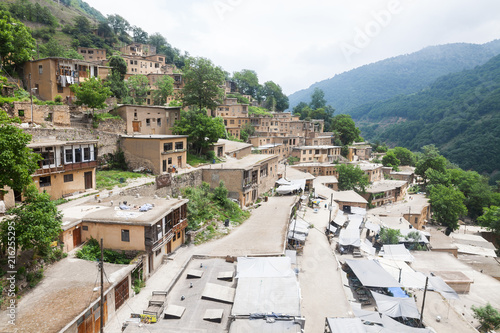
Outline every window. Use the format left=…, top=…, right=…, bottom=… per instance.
left=83, top=147, right=91, bottom=161
left=230, top=120, right=235, bottom=124
left=175, top=142, right=183, bottom=150
left=57, top=85, right=63, bottom=93
left=164, top=142, right=172, bottom=151
left=74, top=148, right=82, bottom=163
left=173, top=233, right=177, bottom=241
left=155, top=249, right=162, bottom=256
left=177, top=232, right=181, bottom=239
left=38, top=65, right=43, bottom=74
left=157, top=118, right=161, bottom=126
left=65, top=149, right=73, bottom=163
left=168, top=157, right=172, bottom=165
left=39, top=176, right=51, bottom=187
left=146, top=118, right=151, bottom=126
left=64, top=174, right=73, bottom=182
left=315, top=150, right=320, bottom=154
left=18, top=110, right=24, bottom=117
left=130, top=60, right=133, bottom=64
left=121, top=230, right=130, bottom=242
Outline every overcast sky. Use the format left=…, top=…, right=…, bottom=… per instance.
left=84, top=0, right=500, bottom=95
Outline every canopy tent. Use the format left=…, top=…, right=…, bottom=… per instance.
left=326, top=317, right=367, bottom=333
left=353, top=308, right=434, bottom=333
left=339, top=229, right=361, bottom=247
left=327, top=224, right=338, bottom=234
left=379, top=314, right=433, bottom=333
left=351, top=206, right=367, bottom=216
left=371, top=291, right=420, bottom=319
left=429, top=276, right=459, bottom=300
left=333, top=211, right=347, bottom=226
left=360, top=239, right=376, bottom=256
left=288, top=230, right=306, bottom=242
left=345, top=259, right=403, bottom=288
left=352, top=307, right=383, bottom=325
left=346, top=214, right=364, bottom=230
left=276, top=178, right=291, bottom=185
left=398, top=229, right=429, bottom=244
left=276, top=179, right=306, bottom=195
left=365, top=221, right=381, bottom=233
left=289, top=216, right=309, bottom=235
left=378, top=259, right=428, bottom=289
left=236, top=257, right=294, bottom=278
left=382, top=245, right=415, bottom=262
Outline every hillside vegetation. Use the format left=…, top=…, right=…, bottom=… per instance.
left=354, top=54, right=500, bottom=177
left=288, top=41, right=500, bottom=114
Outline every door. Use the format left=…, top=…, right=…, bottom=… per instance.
left=73, top=227, right=82, bottom=248
left=148, top=253, right=153, bottom=274
left=114, top=277, right=129, bottom=310
left=177, top=156, right=182, bottom=168
left=132, top=121, right=141, bottom=132
left=84, top=172, right=93, bottom=189
left=167, top=242, right=171, bottom=254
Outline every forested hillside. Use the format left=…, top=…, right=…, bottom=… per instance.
left=354, top=54, right=500, bottom=177
left=288, top=41, right=500, bottom=113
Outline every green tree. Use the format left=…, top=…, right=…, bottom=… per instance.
left=108, top=55, right=128, bottom=79
left=105, top=71, right=128, bottom=100
left=261, top=81, right=289, bottom=111
left=173, top=109, right=225, bottom=155
left=429, top=184, right=467, bottom=231
left=382, top=151, right=400, bottom=170
left=449, top=169, right=493, bottom=220
left=106, top=14, right=130, bottom=42
left=471, top=303, right=500, bottom=332
left=239, top=123, right=255, bottom=142
left=0, top=10, right=35, bottom=72
left=152, top=75, right=174, bottom=106
left=1, top=184, right=62, bottom=256
left=310, top=87, right=327, bottom=110
left=331, top=114, right=361, bottom=145
left=415, top=145, right=447, bottom=187
left=132, top=26, right=148, bottom=44
left=232, top=69, right=260, bottom=98
left=126, top=74, right=150, bottom=105
left=213, top=181, right=229, bottom=207
left=392, top=147, right=416, bottom=166
left=478, top=206, right=500, bottom=236
left=0, top=110, right=40, bottom=192
left=336, top=164, right=370, bottom=193
left=379, top=227, right=401, bottom=244
left=426, top=169, right=451, bottom=189
left=182, top=57, right=225, bottom=113
left=71, top=76, right=112, bottom=115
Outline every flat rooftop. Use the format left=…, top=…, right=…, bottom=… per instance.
left=368, top=193, right=429, bottom=216
left=293, top=145, right=341, bottom=150
left=202, top=154, right=276, bottom=170
left=217, top=139, right=253, bottom=153
left=29, top=139, right=99, bottom=147
left=121, top=135, right=188, bottom=139
left=61, top=196, right=188, bottom=228
left=366, top=180, right=408, bottom=193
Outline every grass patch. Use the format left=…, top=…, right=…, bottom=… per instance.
left=248, top=106, right=273, bottom=117
left=187, top=152, right=210, bottom=167
left=96, top=170, right=148, bottom=190
left=76, top=238, right=135, bottom=264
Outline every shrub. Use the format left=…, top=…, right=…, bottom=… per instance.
left=54, top=95, right=63, bottom=103
left=472, top=303, right=500, bottom=332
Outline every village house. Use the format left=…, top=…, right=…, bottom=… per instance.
left=252, top=143, right=288, bottom=162
left=291, top=145, right=342, bottom=164
left=334, top=190, right=369, bottom=211
left=29, top=139, right=98, bottom=200
left=60, top=195, right=188, bottom=274
left=77, top=47, right=107, bottom=63
left=120, top=135, right=188, bottom=173
left=369, top=194, right=430, bottom=230
left=23, top=57, right=110, bottom=102
left=119, top=43, right=157, bottom=57
left=216, top=97, right=250, bottom=137
left=217, top=139, right=253, bottom=159
left=351, top=162, right=384, bottom=182
left=362, top=180, right=409, bottom=207
left=305, top=132, right=335, bottom=146
left=10, top=101, right=71, bottom=126
left=291, top=162, right=338, bottom=177
left=114, top=104, right=181, bottom=135
left=348, top=142, right=373, bottom=161
left=146, top=73, right=184, bottom=106
left=202, top=154, right=279, bottom=207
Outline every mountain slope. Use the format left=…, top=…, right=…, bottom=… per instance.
left=288, top=41, right=500, bottom=113
left=354, top=54, right=500, bottom=175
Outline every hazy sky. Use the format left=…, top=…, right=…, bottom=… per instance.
left=83, top=0, right=500, bottom=95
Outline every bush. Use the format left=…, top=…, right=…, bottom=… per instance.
left=54, top=95, right=63, bottom=103
left=76, top=238, right=133, bottom=264
left=472, top=303, right=500, bottom=332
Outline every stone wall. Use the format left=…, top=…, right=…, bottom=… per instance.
left=119, top=170, right=203, bottom=198
left=12, top=101, right=72, bottom=126
left=24, top=127, right=120, bottom=157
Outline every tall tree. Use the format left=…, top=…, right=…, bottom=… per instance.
left=478, top=206, right=500, bottom=237
left=71, top=76, right=112, bottom=115
left=391, top=147, right=416, bottom=166
left=336, top=164, right=370, bottom=193
left=126, top=74, right=149, bottom=105
left=310, top=87, right=327, bottom=110
left=415, top=145, right=447, bottom=187
left=108, top=55, right=128, bottom=79
left=132, top=26, right=148, bottom=44
left=173, top=109, right=225, bottom=155
left=232, top=69, right=260, bottom=98
left=181, top=57, right=225, bottom=113
left=0, top=110, right=40, bottom=193
left=382, top=151, right=400, bottom=171
left=0, top=10, right=35, bottom=72
left=1, top=184, right=62, bottom=256
left=261, top=81, right=289, bottom=111
left=331, top=114, right=361, bottom=145
left=429, top=184, right=467, bottom=231
left=152, top=75, right=174, bottom=106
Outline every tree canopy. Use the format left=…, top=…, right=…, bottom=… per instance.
left=126, top=74, right=150, bottom=105
left=152, top=75, right=174, bottom=106
left=181, top=57, right=225, bottom=113
left=415, top=144, right=447, bottom=186
left=478, top=206, right=500, bottom=236
left=391, top=147, right=416, bottom=166
left=382, top=151, right=400, bottom=171
left=428, top=184, right=467, bottom=231
left=0, top=10, right=35, bottom=73
left=336, top=164, right=369, bottom=193
left=0, top=110, right=40, bottom=192
left=71, top=76, right=112, bottom=113
left=331, top=114, right=361, bottom=145
left=172, top=109, right=225, bottom=155
left=261, top=81, right=289, bottom=112
left=232, top=69, right=259, bottom=98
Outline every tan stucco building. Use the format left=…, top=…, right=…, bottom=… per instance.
left=77, top=47, right=107, bottom=63
left=23, top=57, right=110, bottom=102
left=29, top=139, right=98, bottom=200
left=362, top=180, right=408, bottom=207
left=120, top=135, right=188, bottom=174
left=114, top=104, right=181, bottom=135
left=202, top=154, right=279, bottom=207
left=291, top=145, right=342, bottom=164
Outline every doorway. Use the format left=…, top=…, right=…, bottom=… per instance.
left=73, top=227, right=82, bottom=248
left=84, top=172, right=93, bottom=189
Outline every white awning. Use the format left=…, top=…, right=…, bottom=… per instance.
left=339, top=229, right=361, bottom=247
left=276, top=179, right=306, bottom=194
left=382, top=244, right=415, bottom=262
left=346, top=259, right=403, bottom=288
left=326, top=318, right=367, bottom=333
left=429, top=276, right=459, bottom=300
left=371, top=291, right=420, bottom=319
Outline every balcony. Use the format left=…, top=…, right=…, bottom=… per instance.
left=148, top=219, right=188, bottom=251
left=34, top=160, right=97, bottom=176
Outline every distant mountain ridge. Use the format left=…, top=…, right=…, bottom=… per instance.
left=288, top=40, right=500, bottom=114
left=354, top=53, right=500, bottom=176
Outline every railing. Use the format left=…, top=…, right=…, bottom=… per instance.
left=33, top=160, right=98, bottom=176
left=149, top=219, right=188, bottom=251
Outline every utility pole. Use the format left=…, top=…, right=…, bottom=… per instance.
left=328, top=193, right=333, bottom=224
left=100, top=238, right=104, bottom=333
left=29, top=73, right=33, bottom=124
left=420, top=276, right=429, bottom=328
